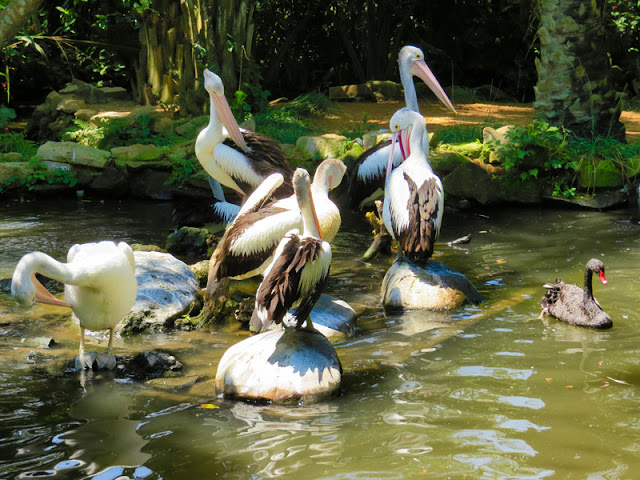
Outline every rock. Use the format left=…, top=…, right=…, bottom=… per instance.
left=483, top=125, right=514, bottom=145
left=277, top=294, right=357, bottom=342
left=117, top=351, right=183, bottom=379
left=166, top=226, right=212, bottom=258
left=215, top=328, right=342, bottom=403
left=57, top=97, right=87, bottom=114
left=1, top=152, right=23, bottom=162
left=0, top=162, right=30, bottom=188
left=546, top=190, right=627, bottom=209
left=381, top=259, right=483, bottom=311
left=98, top=86, right=130, bottom=101
left=88, top=166, right=129, bottom=195
left=21, top=336, right=57, bottom=348
left=578, top=161, right=624, bottom=189
left=430, top=151, right=472, bottom=177
left=146, top=375, right=199, bottom=390
left=74, top=108, right=99, bottom=122
left=111, top=144, right=165, bottom=165
left=90, top=111, right=130, bottom=126
left=339, top=143, right=365, bottom=168
left=362, top=130, right=392, bottom=150
left=120, top=251, right=200, bottom=333
left=366, top=80, right=402, bottom=100
left=329, top=84, right=375, bottom=102
left=36, top=141, right=112, bottom=168
left=442, top=161, right=500, bottom=204
left=296, top=134, right=348, bottom=159
left=127, top=169, right=175, bottom=200
left=189, top=260, right=209, bottom=288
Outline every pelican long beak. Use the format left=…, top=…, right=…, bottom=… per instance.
left=307, top=184, right=323, bottom=240
left=409, top=59, right=457, bottom=114
left=386, top=131, right=400, bottom=184
left=32, top=275, right=71, bottom=307
left=211, top=94, right=249, bottom=152
left=598, top=270, right=608, bottom=285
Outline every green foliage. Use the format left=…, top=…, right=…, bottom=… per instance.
left=166, top=151, right=200, bottom=186
left=339, top=112, right=377, bottom=141
left=434, top=124, right=488, bottom=144
left=0, top=106, right=16, bottom=127
left=0, top=158, right=77, bottom=192
left=0, top=131, right=37, bottom=157
left=63, top=115, right=181, bottom=149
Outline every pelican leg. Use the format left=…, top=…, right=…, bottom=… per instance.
left=304, top=316, right=316, bottom=332
left=96, top=327, right=117, bottom=370
left=75, top=327, right=96, bottom=370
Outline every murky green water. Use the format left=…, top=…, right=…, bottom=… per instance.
left=1, top=196, right=640, bottom=479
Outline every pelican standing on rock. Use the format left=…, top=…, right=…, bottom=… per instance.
left=539, top=258, right=612, bottom=329
left=250, top=168, right=332, bottom=333
left=349, top=45, right=456, bottom=209
left=11, top=241, right=137, bottom=369
left=208, top=158, right=346, bottom=282
left=383, top=108, right=444, bottom=266
left=196, top=68, right=294, bottom=223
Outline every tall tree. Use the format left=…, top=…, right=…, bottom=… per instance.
left=534, top=0, right=625, bottom=140
left=135, top=0, right=256, bottom=114
left=0, top=0, right=44, bottom=50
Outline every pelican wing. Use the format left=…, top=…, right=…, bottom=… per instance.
left=250, top=234, right=328, bottom=332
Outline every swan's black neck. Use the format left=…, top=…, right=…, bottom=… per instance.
left=583, top=267, right=594, bottom=301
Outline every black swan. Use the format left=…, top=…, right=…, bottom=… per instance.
left=539, top=258, right=612, bottom=329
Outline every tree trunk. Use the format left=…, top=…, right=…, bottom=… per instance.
left=0, top=0, right=44, bottom=50
left=534, top=0, right=625, bottom=141
left=135, top=0, right=257, bottom=115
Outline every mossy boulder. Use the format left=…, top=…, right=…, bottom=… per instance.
left=112, top=144, right=166, bottom=167
left=430, top=151, right=472, bottom=176
left=296, top=134, right=348, bottom=159
left=442, top=161, right=500, bottom=204
left=36, top=141, right=112, bottom=169
left=166, top=226, right=212, bottom=258
left=578, top=161, right=624, bottom=189
left=366, top=80, right=402, bottom=100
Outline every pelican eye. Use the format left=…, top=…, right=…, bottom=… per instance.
left=394, top=123, right=400, bottom=131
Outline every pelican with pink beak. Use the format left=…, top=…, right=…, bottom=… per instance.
left=195, top=69, right=294, bottom=223
left=383, top=108, right=444, bottom=265
left=349, top=46, right=456, bottom=209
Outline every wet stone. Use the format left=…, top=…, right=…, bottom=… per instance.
left=381, top=259, right=483, bottom=311
left=215, top=328, right=342, bottom=404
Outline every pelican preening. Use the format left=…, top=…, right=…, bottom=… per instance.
left=250, top=168, right=332, bottom=333
left=196, top=68, right=294, bottom=223
left=209, top=158, right=346, bottom=282
left=383, top=108, right=444, bottom=266
left=11, top=241, right=137, bottom=369
left=348, top=45, right=456, bottom=209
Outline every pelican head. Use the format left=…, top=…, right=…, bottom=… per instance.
left=386, top=108, right=427, bottom=180
left=203, top=68, right=248, bottom=152
left=313, top=158, right=347, bottom=191
left=398, top=45, right=457, bottom=115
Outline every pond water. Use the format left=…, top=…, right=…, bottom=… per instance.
left=1, top=196, right=640, bottom=479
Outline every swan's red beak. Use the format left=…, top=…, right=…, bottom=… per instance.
left=598, top=270, right=608, bottom=285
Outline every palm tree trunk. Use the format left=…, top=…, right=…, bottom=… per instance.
left=534, top=0, right=625, bottom=141
left=0, top=0, right=44, bottom=50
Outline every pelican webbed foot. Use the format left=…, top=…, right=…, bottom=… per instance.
left=96, top=351, right=117, bottom=370
left=75, top=350, right=97, bottom=370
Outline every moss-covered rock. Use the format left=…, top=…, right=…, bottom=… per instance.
left=296, top=134, right=348, bottom=159
left=578, top=160, right=624, bottom=189
left=430, top=151, right=472, bottom=176
left=166, top=226, right=212, bottom=258
left=37, top=141, right=112, bottom=168
left=442, top=162, right=501, bottom=204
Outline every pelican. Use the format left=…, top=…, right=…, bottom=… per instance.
left=348, top=45, right=456, bottom=209
left=195, top=68, right=294, bottom=219
left=250, top=168, right=332, bottom=333
left=383, top=108, right=443, bottom=265
left=11, top=241, right=137, bottom=369
left=209, top=158, right=346, bottom=281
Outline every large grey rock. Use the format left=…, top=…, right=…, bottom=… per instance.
left=36, top=141, right=112, bottom=168
left=381, top=260, right=483, bottom=311
left=120, top=251, right=200, bottom=334
left=111, top=144, right=165, bottom=167
left=215, top=328, right=342, bottom=403
left=328, top=84, right=375, bottom=101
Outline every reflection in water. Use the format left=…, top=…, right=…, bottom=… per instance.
left=60, top=382, right=151, bottom=477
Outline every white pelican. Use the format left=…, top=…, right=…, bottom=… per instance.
left=196, top=68, right=294, bottom=218
left=250, top=168, right=332, bottom=333
left=348, top=45, right=456, bottom=209
left=11, top=241, right=137, bottom=369
left=209, top=158, right=346, bottom=281
left=383, top=108, right=443, bottom=266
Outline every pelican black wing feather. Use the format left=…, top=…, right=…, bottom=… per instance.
left=250, top=236, right=326, bottom=332
left=348, top=140, right=391, bottom=208
left=223, top=132, right=294, bottom=197
left=396, top=174, right=441, bottom=266
left=210, top=206, right=290, bottom=280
